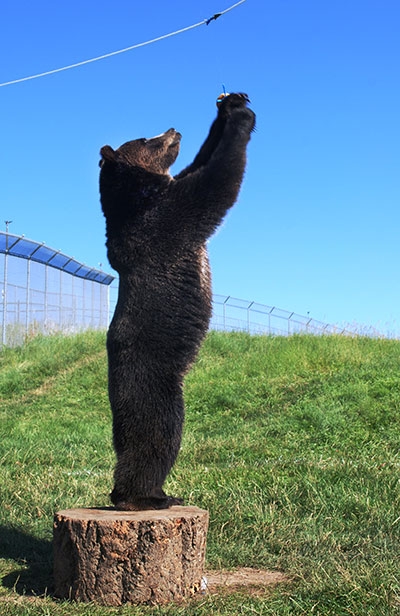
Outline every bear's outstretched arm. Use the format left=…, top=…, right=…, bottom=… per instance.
left=174, top=112, right=226, bottom=180
left=174, top=93, right=254, bottom=180
left=166, top=93, right=255, bottom=243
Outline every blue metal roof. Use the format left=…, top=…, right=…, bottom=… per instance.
left=0, top=232, right=115, bottom=286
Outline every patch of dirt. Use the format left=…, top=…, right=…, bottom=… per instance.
left=204, top=567, right=288, bottom=596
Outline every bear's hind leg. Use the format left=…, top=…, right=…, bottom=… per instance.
left=110, top=387, right=185, bottom=511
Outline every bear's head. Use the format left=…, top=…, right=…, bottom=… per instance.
left=100, top=128, right=181, bottom=176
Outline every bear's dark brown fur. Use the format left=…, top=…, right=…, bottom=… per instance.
left=100, top=93, right=255, bottom=510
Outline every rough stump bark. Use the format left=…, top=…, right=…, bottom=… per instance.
left=53, top=506, right=209, bottom=606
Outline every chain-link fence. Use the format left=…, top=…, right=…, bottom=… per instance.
left=1, top=230, right=353, bottom=348
left=0, top=232, right=115, bottom=347
left=109, top=288, right=352, bottom=337
left=210, top=294, right=352, bottom=336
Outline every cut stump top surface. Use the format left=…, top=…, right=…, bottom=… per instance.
left=55, top=505, right=208, bottom=522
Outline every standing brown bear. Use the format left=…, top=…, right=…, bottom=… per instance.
left=100, top=93, right=255, bottom=510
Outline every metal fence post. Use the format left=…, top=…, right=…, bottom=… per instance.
left=59, top=269, right=62, bottom=329
left=2, top=238, right=9, bottom=347
left=223, top=296, right=230, bottom=331
left=26, top=258, right=31, bottom=339
left=44, top=263, right=48, bottom=329
left=268, top=307, right=274, bottom=335
left=91, top=280, right=95, bottom=328
left=247, top=301, right=254, bottom=333
left=288, top=312, right=294, bottom=335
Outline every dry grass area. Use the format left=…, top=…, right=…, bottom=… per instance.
left=205, top=567, right=288, bottom=595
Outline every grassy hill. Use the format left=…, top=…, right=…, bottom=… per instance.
left=0, top=330, right=399, bottom=615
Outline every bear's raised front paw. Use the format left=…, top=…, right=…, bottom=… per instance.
left=220, top=92, right=251, bottom=111
left=235, top=92, right=251, bottom=104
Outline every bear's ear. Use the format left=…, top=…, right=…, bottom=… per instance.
left=99, top=145, right=116, bottom=167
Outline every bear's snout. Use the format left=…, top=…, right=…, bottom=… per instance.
left=163, top=128, right=182, bottom=147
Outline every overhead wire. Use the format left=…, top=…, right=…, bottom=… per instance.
left=0, top=0, right=246, bottom=88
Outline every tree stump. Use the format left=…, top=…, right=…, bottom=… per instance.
left=53, top=506, right=209, bottom=606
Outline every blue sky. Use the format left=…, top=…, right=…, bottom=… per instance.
left=1, top=0, right=399, bottom=334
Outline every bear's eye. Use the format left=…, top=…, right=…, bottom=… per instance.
left=141, top=139, right=148, bottom=145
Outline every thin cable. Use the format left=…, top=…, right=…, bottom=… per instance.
left=0, top=0, right=246, bottom=88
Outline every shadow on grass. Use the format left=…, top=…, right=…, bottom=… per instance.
left=0, top=525, right=53, bottom=596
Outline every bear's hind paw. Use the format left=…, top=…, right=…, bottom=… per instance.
left=112, top=495, right=184, bottom=511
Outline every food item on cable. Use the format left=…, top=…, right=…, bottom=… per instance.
left=216, top=91, right=230, bottom=106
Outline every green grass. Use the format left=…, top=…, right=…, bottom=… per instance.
left=0, top=330, right=399, bottom=615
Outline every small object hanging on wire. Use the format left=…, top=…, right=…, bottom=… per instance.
left=216, top=85, right=230, bottom=107
left=206, top=0, right=245, bottom=24
left=206, top=12, right=222, bottom=25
